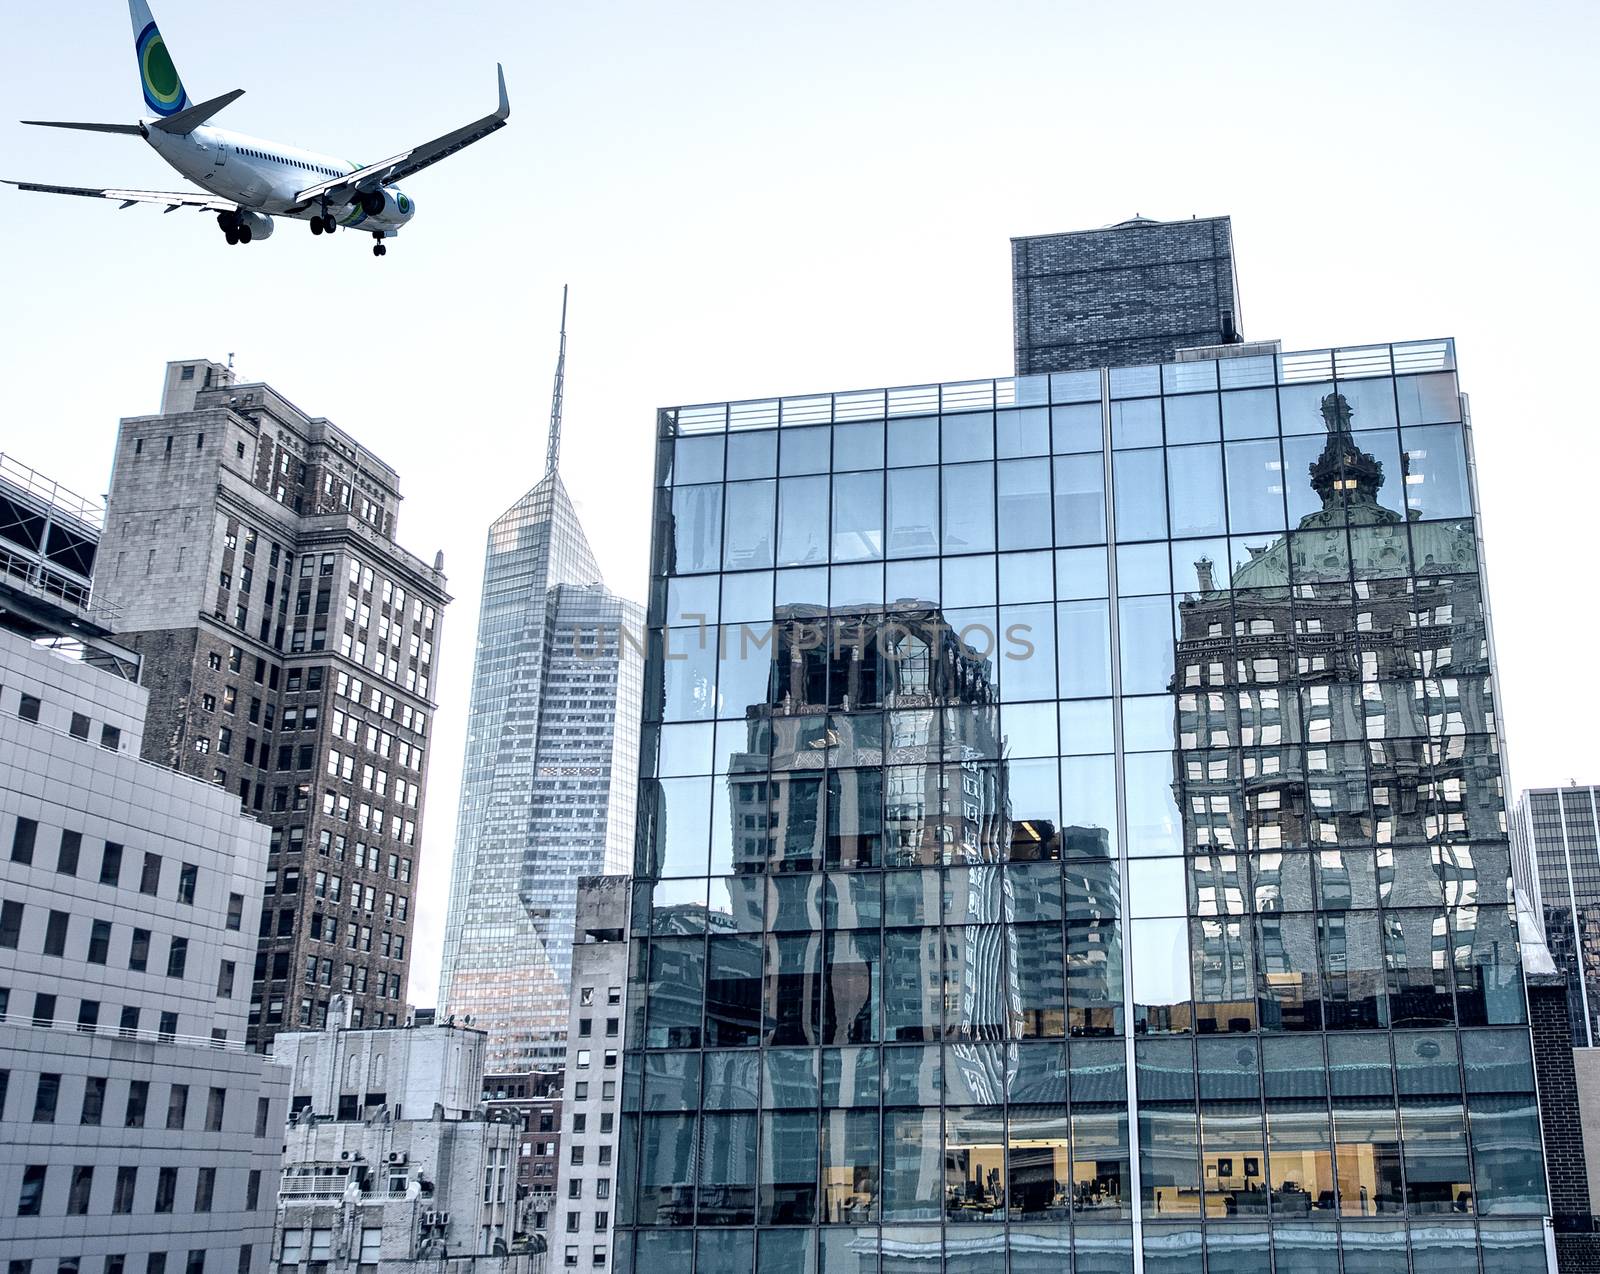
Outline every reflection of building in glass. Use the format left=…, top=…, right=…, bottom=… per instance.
left=440, top=318, right=644, bottom=1076
left=1160, top=385, right=1526, bottom=1232
left=619, top=241, right=1548, bottom=1269
left=1513, top=785, right=1600, bottom=1047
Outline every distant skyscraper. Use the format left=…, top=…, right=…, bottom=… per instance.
left=1513, top=785, right=1600, bottom=1047
left=1012, top=215, right=1243, bottom=374
left=439, top=297, right=644, bottom=1074
left=96, top=359, right=450, bottom=1050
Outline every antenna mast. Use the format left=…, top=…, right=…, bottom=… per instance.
left=544, top=285, right=568, bottom=478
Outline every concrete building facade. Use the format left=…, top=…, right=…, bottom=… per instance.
left=552, top=877, right=630, bottom=1273
left=96, top=359, right=450, bottom=1049
left=0, top=457, right=289, bottom=1274
left=272, top=1009, right=533, bottom=1273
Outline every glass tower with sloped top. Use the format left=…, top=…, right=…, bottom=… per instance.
left=439, top=309, right=643, bottom=1074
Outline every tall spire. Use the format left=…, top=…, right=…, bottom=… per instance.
left=544, top=284, right=568, bottom=478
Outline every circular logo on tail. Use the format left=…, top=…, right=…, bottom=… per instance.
left=137, top=22, right=187, bottom=116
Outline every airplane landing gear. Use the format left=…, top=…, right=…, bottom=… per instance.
left=311, top=214, right=337, bottom=236
left=371, top=232, right=387, bottom=257
left=218, top=211, right=238, bottom=245
left=311, top=218, right=323, bottom=235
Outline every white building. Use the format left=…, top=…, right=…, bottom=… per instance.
left=0, top=454, right=289, bottom=1274
left=551, top=877, right=629, bottom=1273
left=271, top=1008, right=535, bottom=1274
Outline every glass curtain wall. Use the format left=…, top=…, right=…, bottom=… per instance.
left=619, top=342, right=1547, bottom=1273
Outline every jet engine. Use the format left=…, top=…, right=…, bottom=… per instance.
left=236, top=210, right=275, bottom=241
left=352, top=189, right=416, bottom=224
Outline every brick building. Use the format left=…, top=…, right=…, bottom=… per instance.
left=97, top=359, right=449, bottom=1049
left=1011, top=214, right=1243, bottom=374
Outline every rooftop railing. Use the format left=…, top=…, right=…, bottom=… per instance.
left=0, top=451, right=104, bottom=527
left=664, top=339, right=1458, bottom=436
left=0, top=1009, right=246, bottom=1052
left=0, top=543, right=124, bottom=628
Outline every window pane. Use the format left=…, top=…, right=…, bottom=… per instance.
left=1166, top=445, right=1225, bottom=537
left=1224, top=440, right=1285, bottom=534
left=723, top=479, right=776, bottom=570
left=759, top=1112, right=818, bottom=1224
left=945, top=1106, right=1006, bottom=1221
left=777, top=475, right=829, bottom=567
left=886, top=468, right=939, bottom=558
left=668, top=485, right=722, bottom=574
left=997, top=460, right=1052, bottom=551
left=882, top=1109, right=942, bottom=1221
left=831, top=471, right=883, bottom=562
left=823, top=1108, right=879, bottom=1222
left=1112, top=451, right=1166, bottom=542
left=942, top=463, right=995, bottom=554
left=1131, top=918, right=1189, bottom=1035
left=637, top=1113, right=696, bottom=1225
left=1053, top=455, right=1106, bottom=546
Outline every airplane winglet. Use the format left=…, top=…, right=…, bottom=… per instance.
left=152, top=87, right=244, bottom=135
left=496, top=63, right=509, bottom=121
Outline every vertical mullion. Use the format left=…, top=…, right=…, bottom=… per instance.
left=1103, top=365, right=1145, bottom=1273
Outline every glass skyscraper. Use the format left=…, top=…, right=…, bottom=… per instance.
left=1513, top=785, right=1600, bottom=1048
left=439, top=463, right=643, bottom=1074
left=618, top=338, right=1549, bottom=1272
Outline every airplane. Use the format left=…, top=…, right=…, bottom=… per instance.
left=6, top=0, right=509, bottom=257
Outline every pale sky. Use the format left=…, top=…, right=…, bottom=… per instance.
left=3, top=1, right=1597, bottom=1005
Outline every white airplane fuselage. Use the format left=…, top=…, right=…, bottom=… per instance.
left=146, top=123, right=415, bottom=234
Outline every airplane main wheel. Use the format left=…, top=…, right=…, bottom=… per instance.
left=238, top=225, right=253, bottom=244
left=224, top=229, right=239, bottom=245
left=311, top=218, right=323, bottom=235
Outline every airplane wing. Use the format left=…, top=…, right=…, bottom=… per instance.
left=4, top=179, right=237, bottom=213
left=290, top=63, right=508, bottom=209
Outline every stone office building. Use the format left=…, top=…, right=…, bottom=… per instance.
left=552, top=877, right=630, bottom=1272
left=615, top=222, right=1551, bottom=1271
left=272, top=1007, right=532, bottom=1273
left=96, top=359, right=449, bottom=1049
left=0, top=455, right=289, bottom=1274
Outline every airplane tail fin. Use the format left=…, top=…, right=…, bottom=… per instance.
left=129, top=0, right=189, bottom=118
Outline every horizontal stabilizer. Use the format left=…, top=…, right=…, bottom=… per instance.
left=151, top=88, right=243, bottom=135
left=22, top=119, right=145, bottom=135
